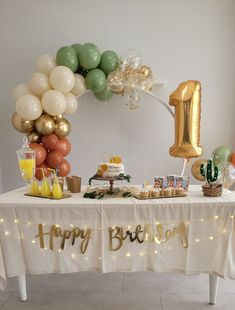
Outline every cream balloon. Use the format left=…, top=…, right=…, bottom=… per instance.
left=64, top=92, right=78, bottom=114
left=28, top=72, right=51, bottom=97
left=50, top=66, right=75, bottom=93
left=42, top=90, right=67, bottom=116
left=12, top=84, right=32, bottom=100
left=71, top=73, right=87, bottom=97
left=16, top=95, right=43, bottom=120
left=37, top=54, right=56, bottom=76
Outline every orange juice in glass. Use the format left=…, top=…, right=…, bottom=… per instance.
left=18, top=158, right=36, bottom=181
left=16, top=138, right=36, bottom=184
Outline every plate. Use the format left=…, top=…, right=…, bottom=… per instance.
left=25, top=193, right=72, bottom=200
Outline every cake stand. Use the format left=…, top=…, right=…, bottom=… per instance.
left=88, top=174, right=131, bottom=194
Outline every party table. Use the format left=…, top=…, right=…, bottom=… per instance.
left=0, top=185, right=235, bottom=304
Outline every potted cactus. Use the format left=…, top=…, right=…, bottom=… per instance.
left=200, top=157, right=223, bottom=196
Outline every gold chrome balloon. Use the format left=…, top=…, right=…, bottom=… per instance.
left=169, top=80, right=202, bottom=159
left=191, top=159, right=207, bottom=181
left=54, top=118, right=71, bottom=138
left=35, top=114, right=55, bottom=135
left=52, top=114, right=63, bottom=122
left=27, top=131, right=42, bottom=143
left=11, top=112, right=34, bottom=133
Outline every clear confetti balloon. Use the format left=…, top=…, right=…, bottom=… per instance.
left=122, top=89, right=143, bottom=110
left=120, top=49, right=141, bottom=69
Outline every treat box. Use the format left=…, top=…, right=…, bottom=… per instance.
left=25, top=193, right=72, bottom=200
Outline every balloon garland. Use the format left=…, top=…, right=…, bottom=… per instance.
left=12, top=43, right=155, bottom=179
left=12, top=42, right=205, bottom=180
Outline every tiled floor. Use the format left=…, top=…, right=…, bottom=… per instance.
left=1, top=272, right=235, bottom=309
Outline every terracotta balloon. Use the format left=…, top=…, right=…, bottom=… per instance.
left=46, top=150, right=64, bottom=169
left=11, top=112, right=34, bottom=133
left=35, top=163, right=51, bottom=181
left=231, top=153, right=235, bottom=167
left=27, top=132, right=42, bottom=143
left=35, top=114, right=55, bottom=135
left=54, top=118, right=71, bottom=138
left=42, top=133, right=59, bottom=150
left=169, top=80, right=202, bottom=159
left=191, top=159, right=207, bottom=181
left=29, top=143, right=47, bottom=166
left=55, top=138, right=71, bottom=156
left=58, top=159, right=71, bottom=177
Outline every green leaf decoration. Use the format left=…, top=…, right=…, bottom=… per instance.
left=117, top=173, right=131, bottom=183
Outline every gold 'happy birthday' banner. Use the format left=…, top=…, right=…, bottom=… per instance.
left=35, top=221, right=188, bottom=254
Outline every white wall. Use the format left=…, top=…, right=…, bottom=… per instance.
left=0, top=0, right=235, bottom=192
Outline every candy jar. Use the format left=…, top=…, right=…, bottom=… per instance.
left=16, top=136, right=36, bottom=185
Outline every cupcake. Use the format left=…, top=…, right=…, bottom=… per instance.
left=164, top=187, right=172, bottom=196
left=140, top=190, right=149, bottom=199
left=151, top=188, right=160, bottom=198
left=175, top=188, right=185, bottom=196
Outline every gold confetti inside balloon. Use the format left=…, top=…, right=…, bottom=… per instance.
left=54, top=118, right=71, bottom=138
left=191, top=159, right=207, bottom=181
left=11, top=112, right=34, bottom=133
left=169, top=80, right=202, bottom=159
left=137, top=65, right=152, bottom=79
left=107, top=70, right=125, bottom=94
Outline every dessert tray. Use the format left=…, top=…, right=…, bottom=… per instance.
left=133, top=193, right=187, bottom=200
left=25, top=193, right=72, bottom=200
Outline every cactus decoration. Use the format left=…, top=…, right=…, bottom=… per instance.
left=200, top=158, right=219, bottom=186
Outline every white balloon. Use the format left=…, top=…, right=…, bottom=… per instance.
left=16, top=95, right=42, bottom=120
left=12, top=84, right=32, bottom=101
left=71, top=74, right=87, bottom=97
left=29, top=72, right=51, bottom=97
left=50, top=66, right=75, bottom=93
left=37, top=54, right=56, bottom=76
left=42, top=90, right=67, bottom=116
left=64, top=93, right=78, bottom=114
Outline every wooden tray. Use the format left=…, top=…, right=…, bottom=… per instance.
left=25, top=193, right=72, bottom=200
left=133, top=193, right=187, bottom=200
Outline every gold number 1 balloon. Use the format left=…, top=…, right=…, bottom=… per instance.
left=169, top=80, right=202, bottom=159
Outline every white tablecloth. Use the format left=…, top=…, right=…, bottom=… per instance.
left=0, top=185, right=235, bottom=291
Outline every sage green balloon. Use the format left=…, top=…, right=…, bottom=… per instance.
left=212, top=145, right=232, bottom=164
left=94, top=87, right=113, bottom=101
left=79, top=43, right=101, bottom=70
left=56, top=46, right=78, bottom=72
left=71, top=43, right=83, bottom=56
left=99, top=50, right=119, bottom=75
left=86, top=69, right=106, bottom=93
left=71, top=43, right=82, bottom=69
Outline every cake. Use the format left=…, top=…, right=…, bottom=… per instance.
left=97, top=156, right=125, bottom=177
